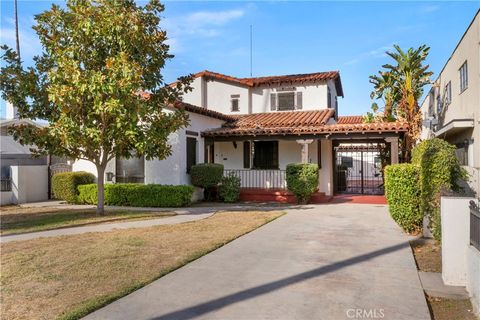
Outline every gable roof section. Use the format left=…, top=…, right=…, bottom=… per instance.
left=337, top=115, right=364, bottom=124
left=172, top=101, right=236, bottom=122
left=202, top=110, right=408, bottom=137
left=193, top=70, right=344, bottom=97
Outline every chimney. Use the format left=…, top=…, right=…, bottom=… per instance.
left=6, top=102, right=18, bottom=119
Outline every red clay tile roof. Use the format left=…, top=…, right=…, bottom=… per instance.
left=193, top=70, right=344, bottom=97
left=202, top=110, right=408, bottom=137
left=337, top=115, right=364, bottom=124
left=171, top=101, right=236, bottom=122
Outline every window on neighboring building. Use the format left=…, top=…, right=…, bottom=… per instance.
left=231, top=95, right=240, bottom=112
left=116, top=155, right=145, bottom=183
left=186, top=137, right=197, bottom=174
left=455, top=142, right=468, bottom=166
left=277, top=92, right=295, bottom=111
left=459, top=61, right=468, bottom=92
left=445, top=81, right=452, bottom=106
left=253, top=141, right=278, bottom=169
left=428, top=90, right=435, bottom=117
left=436, top=94, right=442, bottom=115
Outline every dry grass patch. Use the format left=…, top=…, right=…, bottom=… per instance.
left=1, top=210, right=284, bottom=320
left=1, top=207, right=175, bottom=235
left=410, top=238, right=442, bottom=273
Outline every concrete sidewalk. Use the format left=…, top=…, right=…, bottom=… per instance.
left=1, top=204, right=291, bottom=243
left=84, top=204, right=431, bottom=320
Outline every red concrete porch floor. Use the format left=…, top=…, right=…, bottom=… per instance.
left=239, top=189, right=387, bottom=205
left=330, top=194, right=388, bottom=205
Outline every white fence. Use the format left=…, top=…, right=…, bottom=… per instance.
left=224, top=169, right=287, bottom=189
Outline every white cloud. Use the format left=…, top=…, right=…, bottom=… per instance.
left=162, top=8, right=245, bottom=53
left=344, top=45, right=394, bottom=66
left=421, top=5, right=440, bottom=13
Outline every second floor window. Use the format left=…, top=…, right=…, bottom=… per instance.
left=445, top=81, right=452, bottom=106
left=278, top=92, right=295, bottom=111
left=231, top=95, right=240, bottom=112
left=459, top=61, right=468, bottom=92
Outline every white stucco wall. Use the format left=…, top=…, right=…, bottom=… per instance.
left=0, top=191, right=13, bottom=205
left=206, top=80, right=249, bottom=114
left=319, top=139, right=334, bottom=196
left=440, top=196, right=480, bottom=315
left=72, top=159, right=115, bottom=183
left=180, top=77, right=204, bottom=107
left=145, top=112, right=224, bottom=185
left=10, top=165, right=48, bottom=204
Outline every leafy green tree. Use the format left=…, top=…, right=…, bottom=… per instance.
left=368, top=45, right=433, bottom=160
left=0, top=0, right=191, bottom=214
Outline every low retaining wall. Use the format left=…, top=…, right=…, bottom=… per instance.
left=441, top=196, right=480, bottom=314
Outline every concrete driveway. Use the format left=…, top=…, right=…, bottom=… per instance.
left=84, top=203, right=430, bottom=320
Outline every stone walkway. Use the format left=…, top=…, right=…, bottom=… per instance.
left=84, top=203, right=431, bottom=320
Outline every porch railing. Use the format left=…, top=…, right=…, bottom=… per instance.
left=224, top=169, right=287, bottom=189
left=1, top=178, right=12, bottom=192
left=470, top=200, right=480, bottom=252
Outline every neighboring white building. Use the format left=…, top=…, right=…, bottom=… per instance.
left=74, top=71, right=407, bottom=201
left=420, top=9, right=480, bottom=194
left=0, top=104, right=50, bottom=205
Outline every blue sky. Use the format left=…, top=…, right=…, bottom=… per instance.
left=0, top=1, right=478, bottom=118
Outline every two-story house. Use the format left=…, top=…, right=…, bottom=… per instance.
left=74, top=69, right=408, bottom=202
left=420, top=9, right=479, bottom=194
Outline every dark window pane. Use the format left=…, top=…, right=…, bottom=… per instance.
left=116, top=156, right=145, bottom=183
left=186, top=137, right=197, bottom=173
left=243, top=141, right=251, bottom=168
left=277, top=92, right=295, bottom=111
left=253, top=141, right=278, bottom=169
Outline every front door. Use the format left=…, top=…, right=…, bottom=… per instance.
left=334, top=145, right=385, bottom=195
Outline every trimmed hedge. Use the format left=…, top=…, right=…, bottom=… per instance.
left=286, top=163, right=319, bottom=204
left=77, top=184, right=194, bottom=207
left=52, top=171, right=95, bottom=203
left=219, top=173, right=241, bottom=203
left=190, top=163, right=224, bottom=188
left=411, top=138, right=468, bottom=240
left=384, top=164, right=422, bottom=233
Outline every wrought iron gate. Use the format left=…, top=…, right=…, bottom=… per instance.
left=334, top=145, right=385, bottom=195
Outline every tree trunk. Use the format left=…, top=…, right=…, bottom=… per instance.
left=96, top=165, right=106, bottom=216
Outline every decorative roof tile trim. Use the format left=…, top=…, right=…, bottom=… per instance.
left=202, top=121, right=409, bottom=137
left=337, top=115, right=364, bottom=125
left=171, top=101, right=236, bottom=122
left=189, top=70, right=344, bottom=96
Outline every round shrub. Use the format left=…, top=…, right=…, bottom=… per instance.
left=190, top=163, right=224, bottom=188
left=411, top=138, right=468, bottom=240
left=52, top=171, right=95, bottom=203
left=219, top=173, right=241, bottom=203
left=384, top=163, right=422, bottom=233
left=286, top=163, right=319, bottom=204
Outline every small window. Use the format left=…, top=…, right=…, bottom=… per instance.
left=186, top=137, right=197, bottom=174
left=436, top=94, right=442, bottom=115
left=445, top=81, right=452, bottom=106
left=253, top=141, right=278, bottom=169
left=116, top=156, right=145, bottom=183
left=231, top=95, right=240, bottom=112
left=327, top=87, right=332, bottom=108
left=455, top=144, right=468, bottom=166
left=277, top=92, right=295, bottom=111
left=459, top=61, right=468, bottom=93
left=428, top=90, right=435, bottom=117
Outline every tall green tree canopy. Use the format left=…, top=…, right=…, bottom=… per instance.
left=367, top=44, right=433, bottom=161
left=0, top=0, right=191, bottom=214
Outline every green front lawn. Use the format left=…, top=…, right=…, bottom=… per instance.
left=1, top=207, right=175, bottom=235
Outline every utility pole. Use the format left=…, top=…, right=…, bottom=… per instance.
left=14, top=0, right=21, bottom=62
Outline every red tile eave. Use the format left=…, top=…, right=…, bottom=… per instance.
left=202, top=121, right=409, bottom=138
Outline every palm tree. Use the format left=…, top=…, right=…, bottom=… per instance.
left=368, top=45, right=433, bottom=161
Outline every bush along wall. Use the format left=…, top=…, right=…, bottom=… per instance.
left=190, top=163, right=224, bottom=201
left=52, top=171, right=95, bottom=203
left=77, top=184, right=194, bottom=207
left=286, top=163, right=319, bottom=204
left=411, top=138, right=468, bottom=240
left=384, top=164, right=422, bottom=233
left=219, top=173, right=241, bottom=203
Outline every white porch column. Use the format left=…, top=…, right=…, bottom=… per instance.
left=296, top=139, right=313, bottom=163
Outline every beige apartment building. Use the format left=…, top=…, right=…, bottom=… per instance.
left=420, top=9, right=480, bottom=194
